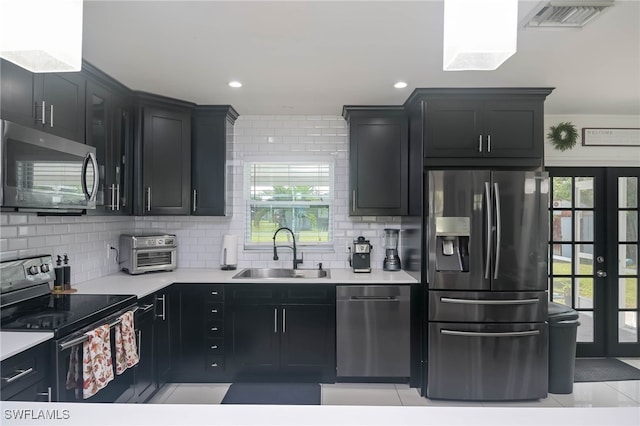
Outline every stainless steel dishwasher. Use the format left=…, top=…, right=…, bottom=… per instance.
left=336, top=285, right=410, bottom=379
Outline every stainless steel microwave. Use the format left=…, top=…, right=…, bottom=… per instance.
left=1, top=120, right=99, bottom=213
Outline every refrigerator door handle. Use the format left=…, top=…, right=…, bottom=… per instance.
left=441, top=329, right=540, bottom=337
left=484, top=182, right=492, bottom=280
left=440, top=297, right=540, bottom=305
left=493, top=182, right=502, bottom=280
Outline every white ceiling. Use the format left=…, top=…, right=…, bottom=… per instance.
left=82, top=0, right=640, bottom=116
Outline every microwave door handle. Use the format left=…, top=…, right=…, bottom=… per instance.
left=81, top=152, right=100, bottom=202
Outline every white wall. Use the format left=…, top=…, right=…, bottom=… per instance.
left=544, top=115, right=640, bottom=166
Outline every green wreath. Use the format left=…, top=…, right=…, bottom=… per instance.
left=548, top=122, right=578, bottom=151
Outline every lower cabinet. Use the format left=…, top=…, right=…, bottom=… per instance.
left=132, top=297, right=156, bottom=403
left=226, top=284, right=336, bottom=383
left=0, top=341, right=51, bottom=402
left=173, top=284, right=228, bottom=382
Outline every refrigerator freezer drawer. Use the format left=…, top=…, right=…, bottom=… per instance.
left=427, top=322, right=548, bottom=401
left=429, top=290, right=548, bottom=323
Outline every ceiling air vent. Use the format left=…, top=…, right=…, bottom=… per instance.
left=524, top=0, right=614, bottom=28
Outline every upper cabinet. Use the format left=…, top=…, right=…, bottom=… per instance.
left=0, top=59, right=85, bottom=142
left=343, top=106, right=409, bottom=216
left=405, top=88, right=554, bottom=168
left=134, top=92, right=193, bottom=215
left=84, top=63, right=133, bottom=215
left=191, top=106, right=238, bottom=216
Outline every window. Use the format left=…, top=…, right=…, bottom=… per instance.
left=245, top=161, right=332, bottom=248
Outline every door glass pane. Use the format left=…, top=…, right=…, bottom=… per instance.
left=552, top=277, right=572, bottom=306
left=577, top=312, right=594, bottom=343
left=619, top=211, right=638, bottom=242
left=552, top=244, right=572, bottom=275
left=619, top=278, right=637, bottom=309
left=575, top=211, right=594, bottom=242
left=575, top=244, right=594, bottom=275
left=619, top=244, right=638, bottom=275
left=575, top=177, right=594, bottom=208
left=552, top=177, right=572, bottom=206
left=552, top=211, right=572, bottom=241
left=618, top=312, right=638, bottom=343
left=619, top=177, right=638, bottom=208
left=575, top=277, right=593, bottom=309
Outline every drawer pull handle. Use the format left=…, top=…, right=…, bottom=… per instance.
left=211, top=363, right=218, bottom=367
left=211, top=345, right=218, bottom=350
left=440, top=297, right=540, bottom=305
left=211, top=291, right=219, bottom=296
left=211, top=309, right=218, bottom=313
left=211, top=327, right=218, bottom=331
left=2, top=367, right=34, bottom=383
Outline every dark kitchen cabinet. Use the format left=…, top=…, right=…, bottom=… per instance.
left=84, top=63, right=133, bottom=215
left=155, top=288, right=173, bottom=385
left=191, top=106, right=239, bottom=216
left=342, top=106, right=408, bottom=216
left=1, top=59, right=86, bottom=142
left=134, top=93, right=193, bottom=215
left=0, top=341, right=51, bottom=402
left=133, top=298, right=156, bottom=403
left=404, top=88, right=553, bottom=168
left=173, top=284, right=228, bottom=382
left=226, top=284, right=336, bottom=382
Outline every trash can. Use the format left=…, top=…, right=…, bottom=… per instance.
left=548, top=302, right=580, bottom=394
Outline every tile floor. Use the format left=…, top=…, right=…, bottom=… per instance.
left=149, top=358, right=640, bottom=408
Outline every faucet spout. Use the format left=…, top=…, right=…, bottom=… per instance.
left=273, top=227, right=303, bottom=269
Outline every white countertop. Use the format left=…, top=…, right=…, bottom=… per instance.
left=0, top=331, right=54, bottom=361
left=73, top=267, right=419, bottom=298
left=1, top=268, right=417, bottom=361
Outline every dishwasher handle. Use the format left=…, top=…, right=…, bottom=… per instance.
left=349, top=296, right=397, bottom=301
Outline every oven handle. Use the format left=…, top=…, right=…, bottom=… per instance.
left=59, top=305, right=138, bottom=351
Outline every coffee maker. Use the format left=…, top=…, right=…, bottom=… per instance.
left=351, top=236, right=372, bottom=273
left=383, top=228, right=401, bottom=271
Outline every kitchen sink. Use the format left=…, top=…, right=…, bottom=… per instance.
left=232, top=268, right=330, bottom=279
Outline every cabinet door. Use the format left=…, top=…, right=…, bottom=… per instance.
left=141, top=106, right=191, bottom=215
left=191, top=108, right=234, bottom=216
left=38, top=72, right=86, bottom=142
left=483, top=100, right=543, bottom=158
left=155, top=291, right=172, bottom=385
left=350, top=115, right=408, bottom=215
left=0, top=59, right=36, bottom=125
left=133, top=306, right=156, bottom=402
left=85, top=79, right=113, bottom=212
left=424, top=99, right=484, bottom=158
left=280, top=304, right=336, bottom=382
left=227, top=304, right=280, bottom=380
left=112, top=95, right=133, bottom=214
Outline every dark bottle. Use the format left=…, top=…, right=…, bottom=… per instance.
left=54, top=255, right=63, bottom=292
left=62, top=254, right=71, bottom=290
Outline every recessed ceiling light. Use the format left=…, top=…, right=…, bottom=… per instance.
left=394, top=82, right=408, bottom=89
left=228, top=81, right=242, bottom=88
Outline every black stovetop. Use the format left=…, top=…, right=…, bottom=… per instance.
left=1, top=293, right=137, bottom=338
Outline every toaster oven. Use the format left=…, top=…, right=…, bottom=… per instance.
left=119, top=234, right=176, bottom=274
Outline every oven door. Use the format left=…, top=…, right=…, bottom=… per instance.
left=131, top=247, right=176, bottom=274
left=53, top=308, right=136, bottom=402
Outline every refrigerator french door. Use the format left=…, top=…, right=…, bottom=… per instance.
left=426, top=170, right=549, bottom=401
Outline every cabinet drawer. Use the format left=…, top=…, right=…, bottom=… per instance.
left=206, top=339, right=224, bottom=356
left=206, top=320, right=224, bottom=338
left=207, top=285, right=224, bottom=301
left=281, top=285, right=336, bottom=304
left=206, top=302, right=224, bottom=320
left=228, top=284, right=278, bottom=304
left=1, top=342, right=49, bottom=399
left=206, top=355, right=225, bottom=371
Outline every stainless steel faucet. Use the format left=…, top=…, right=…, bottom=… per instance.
left=273, top=227, right=303, bottom=269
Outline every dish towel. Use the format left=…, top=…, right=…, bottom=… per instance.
left=115, top=311, right=139, bottom=374
left=82, top=324, right=114, bottom=399
left=65, top=345, right=82, bottom=399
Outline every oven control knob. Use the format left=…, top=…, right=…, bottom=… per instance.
left=28, top=265, right=40, bottom=275
left=40, top=264, right=50, bottom=273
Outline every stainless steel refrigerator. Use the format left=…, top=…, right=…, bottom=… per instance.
left=426, top=170, right=549, bottom=401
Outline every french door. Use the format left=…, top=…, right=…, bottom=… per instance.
left=548, top=167, right=639, bottom=357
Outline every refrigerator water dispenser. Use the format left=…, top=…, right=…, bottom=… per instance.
left=435, top=217, right=470, bottom=272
